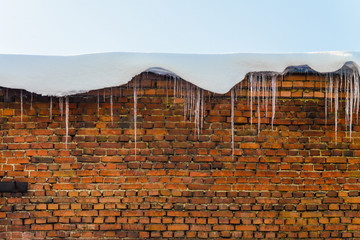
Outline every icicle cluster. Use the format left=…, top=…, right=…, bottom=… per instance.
left=324, top=65, right=360, bottom=141
left=169, top=79, right=206, bottom=138
left=247, top=72, right=278, bottom=132
left=230, top=72, right=278, bottom=156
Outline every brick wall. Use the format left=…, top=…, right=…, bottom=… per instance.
left=0, top=72, right=360, bottom=239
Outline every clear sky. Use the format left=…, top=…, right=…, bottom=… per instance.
left=0, top=0, right=359, bottom=55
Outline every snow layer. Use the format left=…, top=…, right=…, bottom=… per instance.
left=0, top=52, right=359, bottom=96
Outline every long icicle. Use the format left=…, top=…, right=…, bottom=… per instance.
left=257, top=75, right=261, bottom=133
left=231, top=88, right=235, bottom=156
left=133, top=80, right=137, bottom=159
left=250, top=74, right=254, bottom=129
left=334, top=78, right=339, bottom=143
left=194, top=88, right=201, bottom=137
left=265, top=75, right=269, bottom=118
left=325, top=75, right=328, bottom=125
left=355, top=71, right=360, bottom=124
left=271, top=74, right=277, bottom=129
left=65, top=96, right=69, bottom=149
left=349, top=72, right=354, bottom=139
left=201, top=89, right=205, bottom=130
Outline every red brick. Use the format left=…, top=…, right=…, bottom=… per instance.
left=168, top=224, right=189, bottom=231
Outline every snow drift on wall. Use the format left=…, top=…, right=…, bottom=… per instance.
left=0, top=51, right=359, bottom=96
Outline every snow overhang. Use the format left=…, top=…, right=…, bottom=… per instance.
left=0, top=51, right=359, bottom=96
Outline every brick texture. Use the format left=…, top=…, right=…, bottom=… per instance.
left=0, top=72, right=360, bottom=239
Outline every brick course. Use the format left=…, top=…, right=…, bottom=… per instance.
left=0, top=72, right=360, bottom=239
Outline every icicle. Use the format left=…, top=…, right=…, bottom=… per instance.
left=103, top=89, right=106, bottom=102
left=133, top=80, right=137, bottom=159
left=349, top=72, right=354, bottom=139
left=250, top=74, right=254, bottom=129
left=30, top=93, right=33, bottom=109
left=262, top=74, right=266, bottom=106
left=239, top=81, right=243, bottom=97
left=265, top=75, right=269, bottom=118
left=355, top=71, right=360, bottom=124
left=20, top=90, right=23, bottom=124
left=190, top=85, right=195, bottom=119
left=65, top=96, right=69, bottom=149
left=231, top=88, right=235, bottom=156
left=59, top=97, right=63, bottom=119
left=271, top=74, right=277, bottom=129
left=49, top=97, right=52, bottom=120
left=173, top=77, right=177, bottom=104
left=257, top=75, right=261, bottom=133
left=194, top=88, right=201, bottom=137
left=334, top=78, right=339, bottom=143
left=166, top=78, right=169, bottom=105
left=325, top=75, right=328, bottom=125
left=97, top=90, right=100, bottom=116
left=201, top=89, right=205, bottom=129
left=110, top=88, right=113, bottom=123
left=329, top=74, right=333, bottom=111
left=345, top=73, right=349, bottom=127
left=183, top=84, right=187, bottom=121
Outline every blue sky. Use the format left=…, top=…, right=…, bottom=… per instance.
left=0, top=0, right=359, bottom=55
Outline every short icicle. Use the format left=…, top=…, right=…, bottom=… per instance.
left=30, top=93, right=33, bottom=109
left=110, top=88, right=113, bottom=123
left=59, top=97, right=63, bottom=119
left=65, top=96, right=69, bottom=149
left=49, top=97, right=52, bottom=120
left=329, top=74, right=333, bottom=111
left=173, top=77, right=177, bottom=104
left=97, top=90, right=100, bottom=117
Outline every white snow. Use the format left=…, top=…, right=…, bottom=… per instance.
left=0, top=52, right=359, bottom=96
